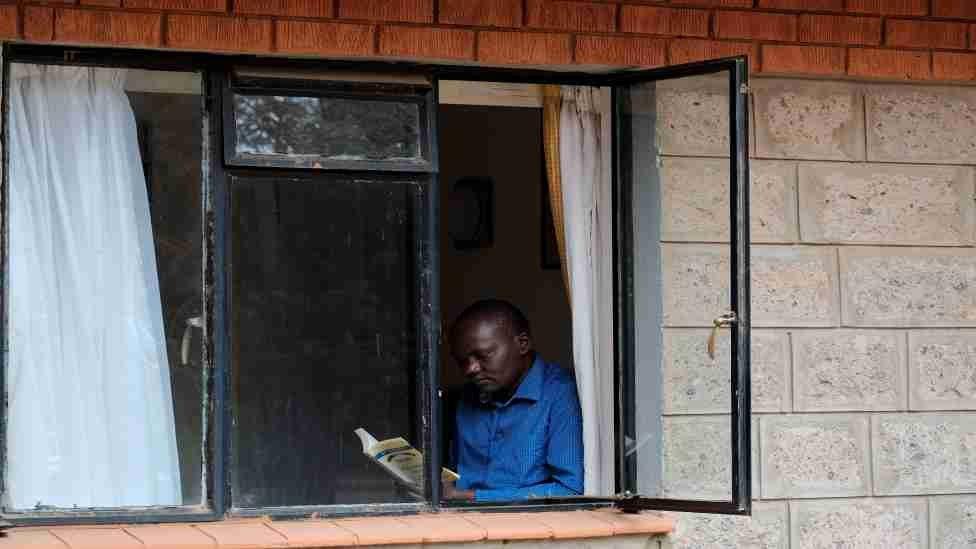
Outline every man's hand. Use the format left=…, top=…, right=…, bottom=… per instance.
left=441, top=480, right=475, bottom=501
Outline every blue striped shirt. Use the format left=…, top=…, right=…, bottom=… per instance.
left=453, top=356, right=584, bottom=502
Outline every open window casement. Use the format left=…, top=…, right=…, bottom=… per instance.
left=604, top=57, right=752, bottom=515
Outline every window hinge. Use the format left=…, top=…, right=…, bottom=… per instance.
left=739, top=83, right=751, bottom=95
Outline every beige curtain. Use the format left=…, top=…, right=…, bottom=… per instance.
left=542, top=85, right=571, bottom=300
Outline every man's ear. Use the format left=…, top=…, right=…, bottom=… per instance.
left=515, top=332, right=532, bottom=356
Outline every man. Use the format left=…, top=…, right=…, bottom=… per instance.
left=443, top=299, right=583, bottom=502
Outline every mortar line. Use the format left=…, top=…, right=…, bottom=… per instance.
left=867, top=409, right=875, bottom=497
left=792, top=161, right=800, bottom=243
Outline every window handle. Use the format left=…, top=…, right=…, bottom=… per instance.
left=181, top=316, right=204, bottom=366
left=706, top=312, right=737, bottom=360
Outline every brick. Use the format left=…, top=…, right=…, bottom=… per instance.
left=125, top=524, right=217, bottom=549
left=909, top=330, right=976, bottom=411
left=761, top=44, right=845, bottom=76
left=934, top=52, right=976, bottom=80
left=525, top=0, right=616, bottom=33
left=798, top=163, right=974, bottom=245
left=933, top=0, right=976, bottom=19
left=758, top=0, right=842, bottom=9
left=24, top=6, right=55, bottom=41
left=848, top=48, right=930, bottom=80
left=672, top=0, right=752, bottom=6
left=438, top=0, right=520, bottom=28
left=669, top=39, right=758, bottom=70
left=81, top=0, right=123, bottom=7
left=338, top=0, right=432, bottom=23
left=847, top=0, right=927, bottom=16
left=798, top=14, right=881, bottom=45
left=236, top=0, right=331, bottom=17
left=874, top=413, right=976, bottom=494
left=166, top=14, right=271, bottom=53
left=840, top=248, right=976, bottom=327
left=0, top=5, right=17, bottom=39
left=620, top=5, right=708, bottom=38
left=754, top=80, right=864, bottom=161
left=276, top=20, right=373, bottom=56
left=477, top=31, right=571, bottom=65
left=666, top=501, right=788, bottom=549
left=791, top=499, right=926, bottom=549
left=714, top=11, right=796, bottom=41
left=792, top=330, right=906, bottom=412
left=55, top=8, right=161, bottom=47
left=194, top=522, right=287, bottom=548
left=662, top=416, right=731, bottom=499
left=0, top=530, right=67, bottom=548
left=887, top=19, right=967, bottom=49
left=379, top=26, right=474, bottom=60
left=866, top=86, right=976, bottom=163
left=50, top=529, right=142, bottom=549
left=659, top=158, right=798, bottom=243
left=752, top=246, right=839, bottom=327
left=574, top=35, right=665, bottom=66
left=656, top=72, right=729, bottom=156
left=931, top=495, right=976, bottom=548
left=124, top=0, right=225, bottom=11
left=761, top=415, right=870, bottom=498
left=662, top=328, right=790, bottom=414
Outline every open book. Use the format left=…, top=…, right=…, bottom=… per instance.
left=354, top=428, right=459, bottom=492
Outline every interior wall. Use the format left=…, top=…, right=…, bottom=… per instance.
left=438, top=105, right=573, bottom=387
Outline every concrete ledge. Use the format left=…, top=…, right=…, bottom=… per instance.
left=0, top=510, right=675, bottom=548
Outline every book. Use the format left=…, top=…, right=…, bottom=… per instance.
left=354, top=428, right=460, bottom=492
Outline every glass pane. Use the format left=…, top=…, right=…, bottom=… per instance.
left=619, top=70, right=738, bottom=502
left=233, top=94, right=423, bottom=162
left=5, top=64, right=205, bottom=510
left=231, top=175, right=426, bottom=507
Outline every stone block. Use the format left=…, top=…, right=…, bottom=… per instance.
left=790, top=498, right=927, bottom=549
left=930, top=495, right=976, bottom=549
left=866, top=85, right=976, bottom=164
left=798, top=162, right=975, bottom=245
left=760, top=414, right=870, bottom=498
left=662, top=415, right=730, bottom=500
left=662, top=244, right=730, bottom=327
left=840, top=247, right=976, bottom=327
left=873, top=413, right=976, bottom=495
left=909, top=330, right=976, bottom=411
left=754, top=80, right=865, bottom=161
left=664, top=244, right=839, bottom=327
left=656, top=73, right=729, bottom=157
left=660, top=158, right=797, bottom=244
left=663, top=501, right=788, bottom=549
left=662, top=329, right=790, bottom=414
left=792, top=329, right=907, bottom=412
left=752, top=246, right=840, bottom=327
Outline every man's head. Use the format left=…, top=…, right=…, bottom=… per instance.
left=449, top=299, right=534, bottom=398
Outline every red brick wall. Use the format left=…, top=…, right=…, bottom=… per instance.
left=2, top=0, right=976, bottom=81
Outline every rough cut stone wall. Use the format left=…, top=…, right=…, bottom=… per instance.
left=659, top=77, right=976, bottom=549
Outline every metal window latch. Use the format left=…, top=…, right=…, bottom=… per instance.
left=180, top=316, right=204, bottom=366
left=706, top=312, right=737, bottom=360
left=739, top=83, right=751, bottom=95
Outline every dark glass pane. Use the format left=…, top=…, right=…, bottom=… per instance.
left=231, top=176, right=425, bottom=507
left=234, top=95, right=422, bottom=162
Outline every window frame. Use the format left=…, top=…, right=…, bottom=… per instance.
left=0, top=44, right=751, bottom=526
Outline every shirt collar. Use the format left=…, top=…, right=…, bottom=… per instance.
left=498, top=355, right=544, bottom=406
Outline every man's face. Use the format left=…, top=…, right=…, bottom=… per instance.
left=450, top=316, right=530, bottom=396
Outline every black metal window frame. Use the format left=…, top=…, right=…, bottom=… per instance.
left=0, top=43, right=751, bottom=526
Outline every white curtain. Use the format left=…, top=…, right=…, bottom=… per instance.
left=559, top=87, right=614, bottom=496
left=5, top=64, right=181, bottom=509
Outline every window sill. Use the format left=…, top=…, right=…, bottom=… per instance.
left=1, top=509, right=674, bottom=548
